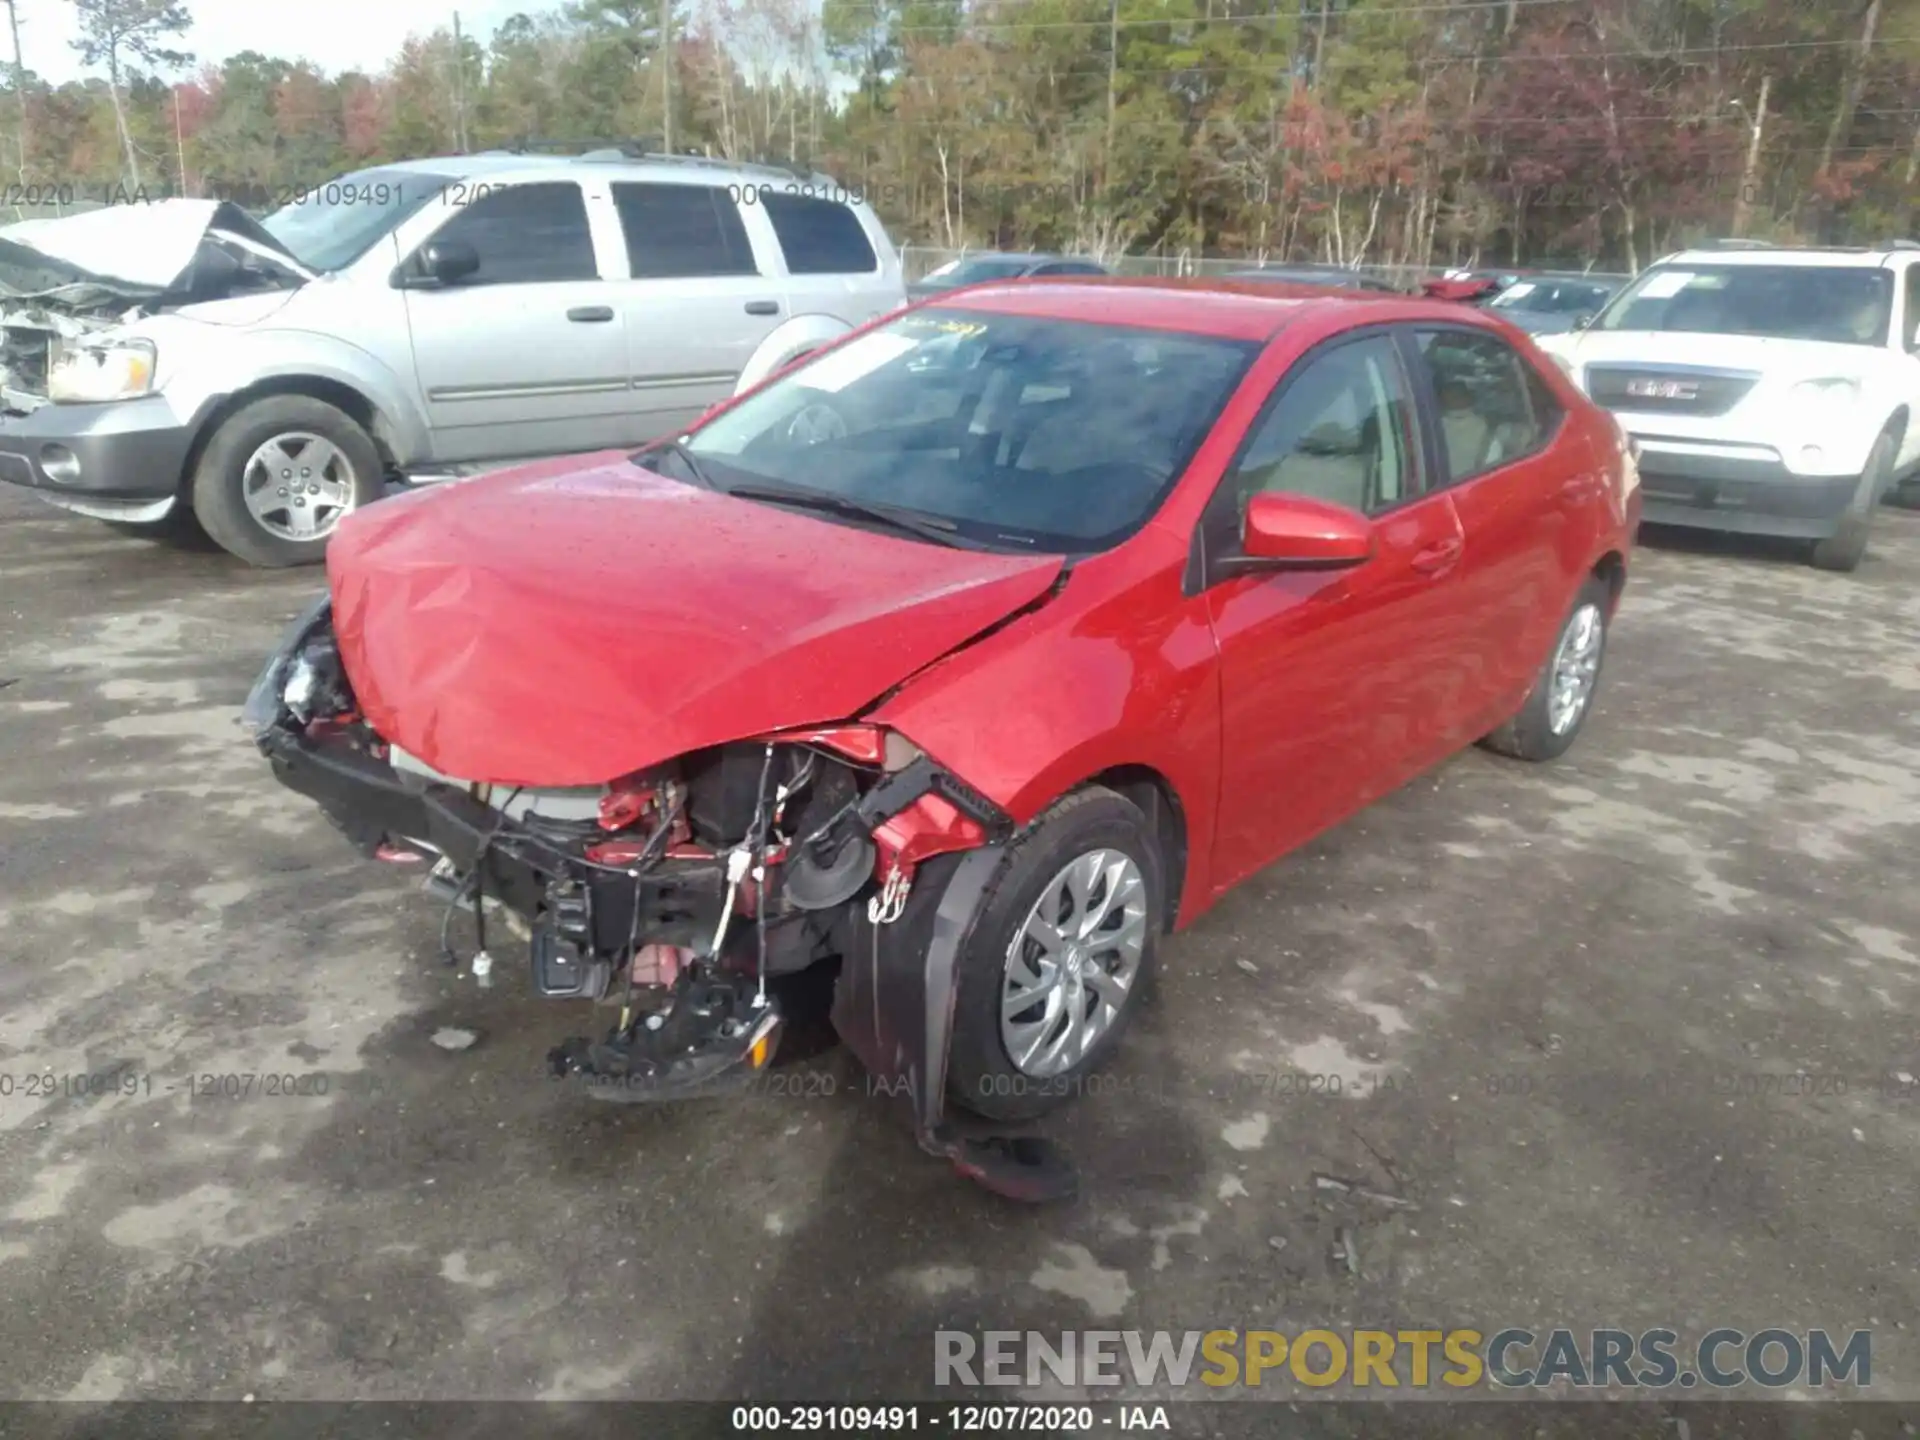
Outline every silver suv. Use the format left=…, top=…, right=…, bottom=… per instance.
left=0, top=149, right=905, bottom=565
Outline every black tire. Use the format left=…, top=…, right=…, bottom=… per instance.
left=947, top=786, right=1163, bottom=1122
left=188, top=395, right=383, bottom=568
left=1480, top=575, right=1611, bottom=763
left=1809, top=430, right=1895, bottom=573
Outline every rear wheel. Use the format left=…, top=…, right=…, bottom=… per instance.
left=947, top=787, right=1162, bottom=1122
left=1810, top=430, right=1895, bottom=573
left=189, top=395, right=383, bottom=568
left=1480, top=576, right=1610, bottom=763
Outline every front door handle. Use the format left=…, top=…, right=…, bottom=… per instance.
left=1411, top=537, right=1464, bottom=575
left=744, top=300, right=780, bottom=316
left=567, top=305, right=615, bottom=323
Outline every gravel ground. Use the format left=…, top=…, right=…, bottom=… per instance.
left=0, top=487, right=1915, bottom=1411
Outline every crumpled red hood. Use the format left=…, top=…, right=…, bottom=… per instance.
left=327, top=454, right=1064, bottom=787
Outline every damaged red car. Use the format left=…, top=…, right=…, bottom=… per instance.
left=246, top=278, right=1640, bottom=1201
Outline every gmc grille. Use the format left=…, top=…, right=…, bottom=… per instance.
left=1585, top=366, right=1758, bottom=418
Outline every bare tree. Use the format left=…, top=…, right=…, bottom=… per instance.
left=1730, top=73, right=1769, bottom=237
left=4, top=0, right=25, bottom=180
left=69, top=0, right=193, bottom=189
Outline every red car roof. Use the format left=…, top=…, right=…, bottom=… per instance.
left=918, top=276, right=1481, bottom=342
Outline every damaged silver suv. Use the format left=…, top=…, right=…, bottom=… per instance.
left=0, top=151, right=904, bottom=566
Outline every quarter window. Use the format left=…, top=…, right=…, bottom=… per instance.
left=1416, top=330, right=1559, bottom=484
left=422, top=182, right=597, bottom=284
left=612, top=182, right=758, bottom=278
left=1225, top=335, right=1417, bottom=519
left=761, top=192, right=878, bottom=275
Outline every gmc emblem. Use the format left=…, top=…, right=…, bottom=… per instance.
left=1626, top=377, right=1699, bottom=400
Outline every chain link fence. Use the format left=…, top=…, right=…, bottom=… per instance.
left=901, top=245, right=1629, bottom=291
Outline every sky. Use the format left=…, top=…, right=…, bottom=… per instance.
left=19, top=0, right=533, bottom=86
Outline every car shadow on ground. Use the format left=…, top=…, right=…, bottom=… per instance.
left=718, top=963, right=1214, bottom=1402
left=1633, top=521, right=1814, bottom=568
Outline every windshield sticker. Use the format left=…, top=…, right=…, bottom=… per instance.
left=1636, top=271, right=1695, bottom=300
left=897, top=315, right=989, bottom=338
left=795, top=332, right=920, bottom=393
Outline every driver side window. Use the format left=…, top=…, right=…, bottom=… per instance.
left=1225, top=336, right=1415, bottom=520
left=421, top=182, right=598, bottom=285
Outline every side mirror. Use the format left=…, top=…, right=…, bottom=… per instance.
left=1572, top=312, right=1596, bottom=331
left=1241, top=492, right=1375, bottom=569
left=397, top=238, right=480, bottom=288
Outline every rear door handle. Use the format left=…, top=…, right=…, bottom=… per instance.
left=744, top=300, right=780, bottom=316
left=1411, top=537, right=1464, bottom=575
left=567, top=306, right=614, bottom=323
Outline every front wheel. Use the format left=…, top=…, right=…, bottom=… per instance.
left=1479, top=576, right=1611, bottom=763
left=1809, top=430, right=1894, bottom=573
left=947, top=787, right=1162, bottom=1122
left=189, top=395, right=384, bottom=568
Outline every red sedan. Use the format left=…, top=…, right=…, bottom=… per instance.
left=247, top=278, right=1640, bottom=1201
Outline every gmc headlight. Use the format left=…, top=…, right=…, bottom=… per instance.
left=47, top=338, right=157, bottom=404
left=1790, top=376, right=1862, bottom=404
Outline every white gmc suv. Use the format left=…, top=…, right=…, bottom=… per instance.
left=1536, top=242, right=1920, bottom=572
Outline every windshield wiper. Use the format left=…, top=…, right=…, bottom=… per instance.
left=631, top=436, right=718, bottom=490
left=721, top=482, right=968, bottom=548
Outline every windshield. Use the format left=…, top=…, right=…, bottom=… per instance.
left=261, top=168, right=451, bottom=272
left=920, top=257, right=1037, bottom=287
left=678, top=309, right=1257, bottom=553
left=1596, top=264, right=1893, bottom=346
left=1491, top=279, right=1616, bottom=314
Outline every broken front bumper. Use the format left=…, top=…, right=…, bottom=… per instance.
left=246, top=600, right=1074, bottom=1197
left=0, top=392, right=199, bottom=517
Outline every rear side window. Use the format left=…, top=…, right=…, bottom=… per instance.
left=425, top=182, right=597, bottom=284
left=1416, top=329, right=1559, bottom=485
left=612, top=182, right=757, bottom=279
left=761, top=192, right=877, bottom=275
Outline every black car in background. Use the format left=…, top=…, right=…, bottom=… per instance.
left=1482, top=273, right=1625, bottom=335
left=907, top=251, right=1110, bottom=298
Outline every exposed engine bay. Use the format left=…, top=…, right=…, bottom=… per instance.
left=0, top=201, right=308, bottom=412
left=246, top=597, right=1026, bottom=1126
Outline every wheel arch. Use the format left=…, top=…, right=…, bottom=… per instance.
left=734, top=314, right=856, bottom=397
left=180, top=375, right=400, bottom=500
left=1590, top=548, right=1627, bottom=615
left=1084, top=765, right=1190, bottom=935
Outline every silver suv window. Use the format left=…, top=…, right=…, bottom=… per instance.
left=260, top=168, right=449, bottom=272
left=429, top=182, right=598, bottom=284
left=612, top=182, right=758, bottom=279
left=760, top=192, right=877, bottom=275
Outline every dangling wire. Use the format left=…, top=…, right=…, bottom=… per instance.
left=748, top=744, right=777, bottom=1007
left=437, top=787, right=523, bottom=969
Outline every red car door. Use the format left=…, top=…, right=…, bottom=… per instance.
left=1410, top=326, right=1592, bottom=742
left=1196, top=331, right=1470, bottom=898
